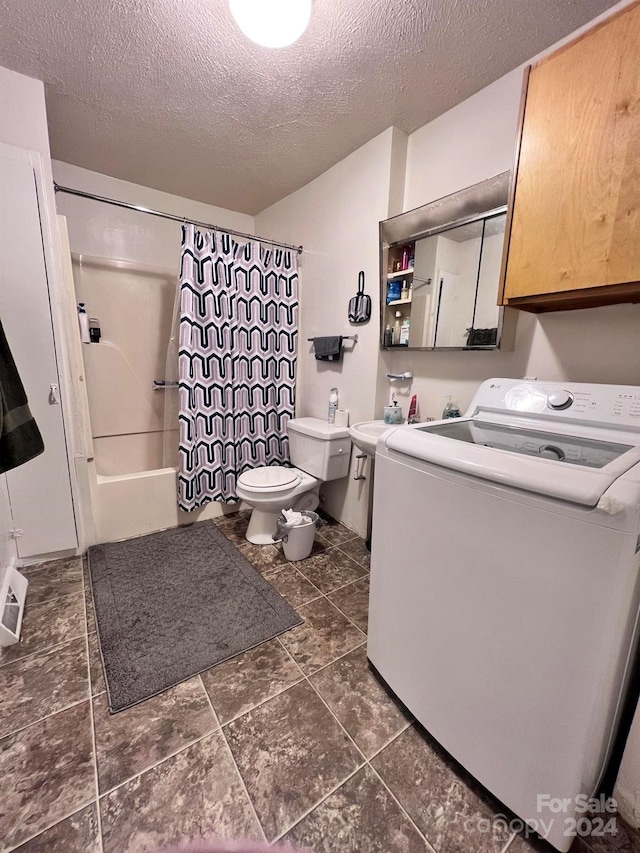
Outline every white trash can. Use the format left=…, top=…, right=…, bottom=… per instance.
left=280, top=511, right=320, bottom=561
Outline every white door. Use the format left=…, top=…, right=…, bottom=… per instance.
left=0, top=144, right=77, bottom=558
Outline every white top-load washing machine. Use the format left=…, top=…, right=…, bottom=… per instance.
left=368, top=378, right=640, bottom=852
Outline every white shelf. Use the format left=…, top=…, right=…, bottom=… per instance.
left=387, top=267, right=414, bottom=279
left=387, top=297, right=412, bottom=307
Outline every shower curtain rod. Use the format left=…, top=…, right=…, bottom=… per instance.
left=53, top=183, right=304, bottom=254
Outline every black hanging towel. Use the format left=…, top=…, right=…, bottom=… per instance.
left=0, top=319, right=44, bottom=472
left=348, top=270, right=371, bottom=324
left=312, top=336, right=343, bottom=361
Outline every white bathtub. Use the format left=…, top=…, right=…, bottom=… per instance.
left=91, top=465, right=229, bottom=544
left=89, top=435, right=237, bottom=544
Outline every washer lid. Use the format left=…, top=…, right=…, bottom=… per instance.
left=383, top=417, right=640, bottom=507
left=239, top=467, right=299, bottom=490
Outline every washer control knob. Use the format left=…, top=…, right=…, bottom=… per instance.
left=547, top=390, right=574, bottom=410
left=539, top=444, right=566, bottom=461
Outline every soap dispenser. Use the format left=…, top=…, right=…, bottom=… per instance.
left=447, top=402, right=461, bottom=418
left=442, top=396, right=461, bottom=419
left=384, top=392, right=403, bottom=424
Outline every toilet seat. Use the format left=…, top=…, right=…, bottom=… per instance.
left=237, top=466, right=300, bottom=494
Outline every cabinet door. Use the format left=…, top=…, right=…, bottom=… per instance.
left=0, top=146, right=78, bottom=558
left=503, top=3, right=640, bottom=304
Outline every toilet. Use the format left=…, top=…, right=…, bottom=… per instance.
left=236, top=417, right=352, bottom=545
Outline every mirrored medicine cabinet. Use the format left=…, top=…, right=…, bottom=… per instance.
left=379, top=171, right=516, bottom=351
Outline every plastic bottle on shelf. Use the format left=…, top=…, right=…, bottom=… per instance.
left=384, top=325, right=393, bottom=348
left=393, top=311, right=402, bottom=345
left=401, top=281, right=409, bottom=301
left=399, top=315, right=411, bottom=346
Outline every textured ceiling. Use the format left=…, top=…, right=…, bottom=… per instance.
left=0, top=0, right=620, bottom=214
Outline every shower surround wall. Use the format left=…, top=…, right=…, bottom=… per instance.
left=54, top=161, right=255, bottom=543
left=72, top=254, right=176, bottom=475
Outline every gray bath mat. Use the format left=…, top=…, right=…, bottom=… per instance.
left=88, top=521, right=302, bottom=712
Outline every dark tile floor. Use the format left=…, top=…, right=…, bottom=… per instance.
left=1, top=511, right=639, bottom=852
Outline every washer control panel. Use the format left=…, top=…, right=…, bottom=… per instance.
left=472, top=379, right=640, bottom=429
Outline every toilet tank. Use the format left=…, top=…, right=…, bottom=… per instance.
left=287, top=417, right=351, bottom=481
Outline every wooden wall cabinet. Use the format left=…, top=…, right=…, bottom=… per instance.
left=500, top=1, right=640, bottom=312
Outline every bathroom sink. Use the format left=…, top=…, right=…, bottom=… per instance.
left=349, top=420, right=393, bottom=456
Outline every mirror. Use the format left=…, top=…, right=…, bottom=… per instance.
left=379, top=173, right=515, bottom=351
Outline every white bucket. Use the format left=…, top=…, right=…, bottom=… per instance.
left=282, top=517, right=317, bottom=561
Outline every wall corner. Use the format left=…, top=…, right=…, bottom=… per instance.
left=387, top=127, right=409, bottom=218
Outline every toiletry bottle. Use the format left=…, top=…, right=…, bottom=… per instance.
left=77, top=303, right=90, bottom=344
left=401, top=281, right=409, bottom=301
left=442, top=397, right=461, bottom=418
left=88, top=317, right=101, bottom=343
left=408, top=394, right=419, bottom=424
left=393, top=311, right=402, bottom=345
left=399, top=316, right=410, bottom=345
left=328, top=387, right=338, bottom=425
left=384, top=325, right=393, bottom=348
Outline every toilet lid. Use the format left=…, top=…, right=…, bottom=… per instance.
left=239, top=466, right=299, bottom=491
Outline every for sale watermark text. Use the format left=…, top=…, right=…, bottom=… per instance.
left=463, top=795, right=619, bottom=840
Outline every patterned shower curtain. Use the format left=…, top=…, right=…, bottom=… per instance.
left=177, top=225, right=298, bottom=511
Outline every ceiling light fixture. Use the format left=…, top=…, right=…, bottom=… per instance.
left=229, top=0, right=312, bottom=48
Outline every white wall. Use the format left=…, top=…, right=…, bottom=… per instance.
left=256, top=127, right=407, bottom=536
left=0, top=67, right=51, bottom=158
left=404, top=69, right=523, bottom=215
left=53, top=161, right=254, bottom=269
